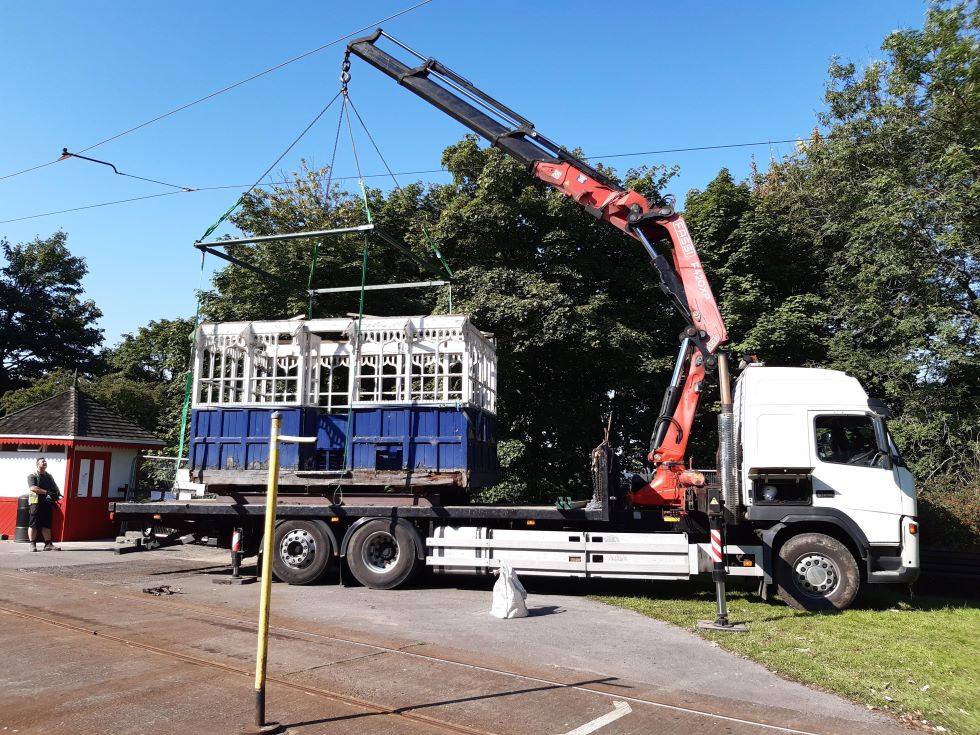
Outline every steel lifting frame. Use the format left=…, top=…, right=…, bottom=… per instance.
left=193, top=223, right=449, bottom=297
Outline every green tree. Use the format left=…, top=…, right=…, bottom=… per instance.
left=686, top=168, right=832, bottom=367
left=1, top=318, right=195, bottom=452
left=683, top=2, right=980, bottom=546
left=0, top=231, right=104, bottom=396
left=773, top=1, right=979, bottom=483
left=101, top=318, right=195, bottom=449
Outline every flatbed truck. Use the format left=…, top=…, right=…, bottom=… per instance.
left=114, top=31, right=919, bottom=612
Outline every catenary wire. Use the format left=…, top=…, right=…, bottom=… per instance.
left=0, top=138, right=810, bottom=225
left=0, top=0, right=433, bottom=184
left=588, top=138, right=804, bottom=159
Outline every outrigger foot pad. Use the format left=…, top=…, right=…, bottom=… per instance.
left=241, top=722, right=283, bottom=735
left=697, top=619, right=749, bottom=633
left=213, top=576, right=257, bottom=585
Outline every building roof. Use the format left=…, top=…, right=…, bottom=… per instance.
left=0, top=387, right=164, bottom=445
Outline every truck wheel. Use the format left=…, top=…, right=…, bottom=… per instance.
left=346, top=519, right=421, bottom=590
left=777, top=533, right=859, bottom=611
left=272, top=520, right=336, bottom=585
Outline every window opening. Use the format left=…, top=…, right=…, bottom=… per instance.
left=814, top=415, right=882, bottom=467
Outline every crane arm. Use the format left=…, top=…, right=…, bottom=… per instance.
left=346, top=30, right=727, bottom=353
left=346, top=30, right=731, bottom=509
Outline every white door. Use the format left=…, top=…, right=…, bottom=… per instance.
left=809, top=412, right=903, bottom=544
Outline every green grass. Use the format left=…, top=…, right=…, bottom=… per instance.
left=596, top=581, right=979, bottom=734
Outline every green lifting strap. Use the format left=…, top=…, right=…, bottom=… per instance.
left=420, top=225, right=453, bottom=313
left=421, top=226, right=453, bottom=278
left=343, top=233, right=370, bottom=471
left=176, top=193, right=251, bottom=466
left=176, top=252, right=207, bottom=468
left=306, top=240, right=319, bottom=319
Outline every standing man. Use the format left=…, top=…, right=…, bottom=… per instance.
left=28, top=457, right=61, bottom=551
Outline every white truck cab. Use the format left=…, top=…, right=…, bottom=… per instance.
left=735, top=365, right=919, bottom=608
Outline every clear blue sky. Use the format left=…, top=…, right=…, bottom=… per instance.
left=1, top=1, right=927, bottom=347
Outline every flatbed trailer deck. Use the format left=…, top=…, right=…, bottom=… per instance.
left=112, top=498, right=609, bottom=523
left=110, top=493, right=764, bottom=595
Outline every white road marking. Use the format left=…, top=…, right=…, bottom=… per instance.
left=563, top=700, right=632, bottom=735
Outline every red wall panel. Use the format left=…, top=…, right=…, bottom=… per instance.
left=0, top=498, right=18, bottom=537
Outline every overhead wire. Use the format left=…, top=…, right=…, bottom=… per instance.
left=588, top=138, right=804, bottom=160
left=0, top=137, right=810, bottom=226
left=0, top=0, right=434, bottom=184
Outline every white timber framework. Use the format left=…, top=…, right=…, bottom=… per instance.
left=193, top=315, right=497, bottom=413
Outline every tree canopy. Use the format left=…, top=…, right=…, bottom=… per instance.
left=0, top=232, right=103, bottom=395
left=683, top=1, right=979, bottom=544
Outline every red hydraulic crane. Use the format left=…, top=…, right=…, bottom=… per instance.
left=346, top=30, right=734, bottom=511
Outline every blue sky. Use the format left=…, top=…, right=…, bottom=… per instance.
left=1, top=1, right=927, bottom=346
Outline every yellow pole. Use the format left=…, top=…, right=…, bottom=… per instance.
left=248, top=411, right=283, bottom=735
left=244, top=414, right=315, bottom=735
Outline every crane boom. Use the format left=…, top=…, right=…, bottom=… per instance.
left=346, top=30, right=731, bottom=509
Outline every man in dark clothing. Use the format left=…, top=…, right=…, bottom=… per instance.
left=28, top=457, right=61, bottom=551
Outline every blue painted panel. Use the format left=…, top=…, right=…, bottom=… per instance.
left=190, top=404, right=497, bottom=486
left=191, top=408, right=307, bottom=470
left=314, top=412, right=348, bottom=470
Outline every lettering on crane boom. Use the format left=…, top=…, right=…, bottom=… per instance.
left=673, top=219, right=712, bottom=304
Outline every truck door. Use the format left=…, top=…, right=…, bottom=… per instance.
left=809, top=413, right=902, bottom=544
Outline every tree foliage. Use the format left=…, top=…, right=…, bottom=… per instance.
left=0, top=232, right=103, bottom=395
left=684, top=1, right=979, bottom=545
left=0, top=318, right=194, bottom=451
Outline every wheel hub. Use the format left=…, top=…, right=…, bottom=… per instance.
left=363, top=531, right=399, bottom=572
left=794, top=553, right=839, bottom=596
left=280, top=529, right=316, bottom=569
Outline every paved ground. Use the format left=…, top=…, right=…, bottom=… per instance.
left=0, top=540, right=910, bottom=735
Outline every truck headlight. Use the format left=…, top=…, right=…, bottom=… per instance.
left=761, top=485, right=778, bottom=502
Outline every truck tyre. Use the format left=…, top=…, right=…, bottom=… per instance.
left=777, top=533, right=859, bottom=611
left=346, top=519, right=421, bottom=589
left=272, top=520, right=336, bottom=585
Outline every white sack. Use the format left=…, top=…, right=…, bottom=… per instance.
left=490, top=561, right=528, bottom=619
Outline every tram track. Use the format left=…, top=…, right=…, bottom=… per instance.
left=0, top=569, right=831, bottom=735
left=0, top=601, right=493, bottom=735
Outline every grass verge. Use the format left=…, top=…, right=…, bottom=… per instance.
left=596, top=581, right=978, bottom=734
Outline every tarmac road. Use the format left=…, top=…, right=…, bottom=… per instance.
left=0, top=541, right=910, bottom=735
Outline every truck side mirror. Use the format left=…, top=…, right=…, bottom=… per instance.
left=872, top=418, right=893, bottom=470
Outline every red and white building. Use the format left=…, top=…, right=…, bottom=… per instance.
left=0, top=387, right=164, bottom=541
